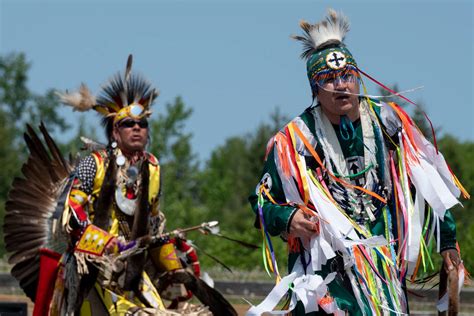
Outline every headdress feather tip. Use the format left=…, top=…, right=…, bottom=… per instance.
left=59, top=55, right=159, bottom=122
left=293, top=8, right=351, bottom=59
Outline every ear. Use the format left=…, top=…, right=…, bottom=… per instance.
left=112, top=125, right=120, bottom=141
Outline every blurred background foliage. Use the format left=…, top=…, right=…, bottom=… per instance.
left=1, top=52, right=472, bottom=281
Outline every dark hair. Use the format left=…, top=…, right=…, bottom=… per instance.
left=103, top=118, right=114, bottom=143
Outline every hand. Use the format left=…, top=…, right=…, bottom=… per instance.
left=441, top=248, right=461, bottom=273
left=105, top=237, right=119, bottom=255
left=289, top=209, right=319, bottom=241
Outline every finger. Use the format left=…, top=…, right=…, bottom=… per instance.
left=296, top=223, right=318, bottom=239
left=451, top=252, right=461, bottom=267
left=304, top=222, right=318, bottom=231
left=445, top=252, right=454, bottom=271
left=303, top=220, right=319, bottom=233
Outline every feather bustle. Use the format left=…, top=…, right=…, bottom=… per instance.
left=7, top=246, right=45, bottom=264
left=40, top=122, right=70, bottom=175
left=12, top=262, right=39, bottom=285
left=4, top=123, right=72, bottom=301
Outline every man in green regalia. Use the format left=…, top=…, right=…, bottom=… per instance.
left=248, top=9, right=468, bottom=315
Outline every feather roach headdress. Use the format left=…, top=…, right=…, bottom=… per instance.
left=58, top=55, right=159, bottom=139
left=292, top=9, right=359, bottom=96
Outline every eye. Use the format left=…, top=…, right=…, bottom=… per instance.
left=119, top=120, right=136, bottom=128
left=138, top=119, right=149, bottom=128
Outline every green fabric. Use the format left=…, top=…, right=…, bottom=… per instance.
left=440, top=209, right=457, bottom=250
left=249, top=146, right=296, bottom=236
left=249, top=109, right=317, bottom=236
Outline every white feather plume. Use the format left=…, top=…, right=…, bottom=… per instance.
left=292, top=8, right=350, bottom=60
left=57, top=83, right=96, bottom=112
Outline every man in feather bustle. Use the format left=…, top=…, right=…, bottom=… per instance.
left=50, top=55, right=169, bottom=315
left=247, top=9, right=469, bottom=316
left=3, top=55, right=220, bottom=315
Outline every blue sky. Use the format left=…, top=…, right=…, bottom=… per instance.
left=1, top=0, right=472, bottom=161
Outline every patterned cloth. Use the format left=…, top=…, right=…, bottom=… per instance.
left=76, top=155, right=96, bottom=195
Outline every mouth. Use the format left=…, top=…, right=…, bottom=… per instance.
left=335, top=94, right=350, bottom=101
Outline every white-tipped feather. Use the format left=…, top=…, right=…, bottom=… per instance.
left=293, top=8, right=350, bottom=59
left=57, top=83, right=96, bottom=112
left=311, top=9, right=349, bottom=49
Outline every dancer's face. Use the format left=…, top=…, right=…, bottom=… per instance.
left=317, top=75, right=360, bottom=123
left=113, top=118, right=149, bottom=153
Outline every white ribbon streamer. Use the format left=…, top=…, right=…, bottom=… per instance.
left=246, top=272, right=297, bottom=316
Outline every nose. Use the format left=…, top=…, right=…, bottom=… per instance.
left=333, top=78, right=348, bottom=90
left=132, top=123, right=141, bottom=130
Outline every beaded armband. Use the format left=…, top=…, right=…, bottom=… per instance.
left=68, top=188, right=89, bottom=222
left=75, top=224, right=114, bottom=256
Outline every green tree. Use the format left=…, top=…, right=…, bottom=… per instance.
left=198, top=108, right=289, bottom=270
left=0, top=108, right=21, bottom=256
left=0, top=53, right=68, bottom=135
left=59, top=114, right=99, bottom=158
left=0, top=52, right=70, bottom=256
left=148, top=96, right=202, bottom=228
left=437, top=135, right=474, bottom=272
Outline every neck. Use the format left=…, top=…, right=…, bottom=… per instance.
left=119, top=148, right=146, bottom=164
left=321, top=105, right=360, bottom=125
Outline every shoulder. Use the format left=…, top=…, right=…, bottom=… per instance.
left=365, top=99, right=402, bottom=136
left=264, top=108, right=316, bottom=158
left=75, top=150, right=109, bottom=172
left=77, top=153, right=98, bottom=169
left=90, top=149, right=108, bottom=164
left=298, top=106, right=317, bottom=129
left=146, top=152, right=160, bottom=166
left=273, top=108, right=314, bottom=139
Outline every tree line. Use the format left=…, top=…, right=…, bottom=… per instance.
left=1, top=52, right=473, bottom=277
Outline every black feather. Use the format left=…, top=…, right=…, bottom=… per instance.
left=125, top=54, right=133, bottom=81
left=39, top=122, right=69, bottom=177
left=96, top=73, right=156, bottom=111
left=162, top=271, right=238, bottom=316
left=212, top=233, right=260, bottom=250
left=131, top=159, right=150, bottom=239
left=73, top=262, right=99, bottom=313
left=123, top=160, right=150, bottom=292
left=195, top=246, right=233, bottom=273
left=7, top=246, right=44, bottom=264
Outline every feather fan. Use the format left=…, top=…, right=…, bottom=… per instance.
left=3, top=123, right=74, bottom=301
